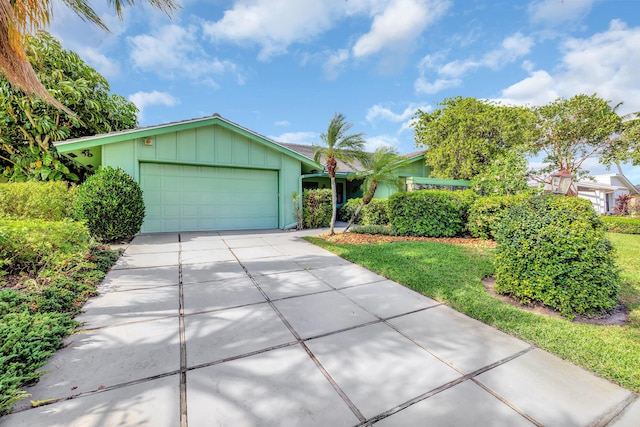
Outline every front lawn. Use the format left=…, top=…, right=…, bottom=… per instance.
left=306, top=234, right=640, bottom=393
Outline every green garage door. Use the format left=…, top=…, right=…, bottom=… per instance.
left=140, top=163, right=278, bottom=232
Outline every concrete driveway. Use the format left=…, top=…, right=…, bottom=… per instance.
left=1, top=229, right=638, bottom=427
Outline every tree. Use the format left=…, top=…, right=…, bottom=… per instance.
left=531, top=94, right=640, bottom=179
left=313, top=113, right=366, bottom=235
left=344, top=146, right=408, bottom=232
left=412, top=97, right=538, bottom=180
left=0, top=32, right=138, bottom=181
left=0, top=0, right=179, bottom=113
left=470, top=149, right=533, bottom=196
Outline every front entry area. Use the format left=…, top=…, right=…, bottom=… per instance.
left=140, top=163, right=278, bottom=232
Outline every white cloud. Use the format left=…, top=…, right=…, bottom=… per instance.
left=495, top=20, right=640, bottom=114
left=323, top=49, right=350, bottom=80
left=76, top=47, right=120, bottom=78
left=365, top=103, right=431, bottom=133
left=528, top=0, right=595, bottom=27
left=274, top=120, right=291, bottom=127
left=269, top=131, right=319, bottom=145
left=364, top=134, right=400, bottom=152
left=415, top=32, right=533, bottom=95
left=438, top=33, right=534, bottom=78
left=128, top=91, right=178, bottom=119
left=203, top=0, right=340, bottom=61
left=128, top=24, right=242, bottom=85
left=352, top=0, right=451, bottom=58
left=414, top=77, right=461, bottom=94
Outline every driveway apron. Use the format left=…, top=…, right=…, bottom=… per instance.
left=1, top=229, right=637, bottom=427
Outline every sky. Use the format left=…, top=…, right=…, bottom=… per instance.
left=48, top=0, right=640, bottom=183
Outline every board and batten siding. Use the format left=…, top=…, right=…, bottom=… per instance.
left=101, top=123, right=302, bottom=230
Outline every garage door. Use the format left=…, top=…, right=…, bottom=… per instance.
left=140, top=163, right=278, bottom=232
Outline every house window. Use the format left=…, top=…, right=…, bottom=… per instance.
left=302, top=182, right=319, bottom=190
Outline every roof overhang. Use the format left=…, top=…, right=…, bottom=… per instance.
left=54, top=114, right=322, bottom=170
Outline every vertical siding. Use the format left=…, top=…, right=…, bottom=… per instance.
left=103, top=141, right=136, bottom=177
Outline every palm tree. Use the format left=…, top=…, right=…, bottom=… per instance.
left=344, top=146, right=409, bottom=232
left=0, top=0, right=179, bottom=114
left=313, top=113, right=366, bottom=235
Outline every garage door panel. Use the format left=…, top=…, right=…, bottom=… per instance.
left=140, top=163, right=278, bottom=232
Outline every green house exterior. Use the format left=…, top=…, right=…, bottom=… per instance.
left=55, top=114, right=460, bottom=233
left=55, top=115, right=321, bottom=233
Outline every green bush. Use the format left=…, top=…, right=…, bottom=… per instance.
left=0, top=219, right=91, bottom=275
left=339, top=198, right=362, bottom=223
left=362, top=199, right=391, bottom=226
left=74, top=167, right=145, bottom=242
left=468, top=194, right=529, bottom=240
left=0, top=181, right=77, bottom=221
left=303, top=189, right=332, bottom=229
left=389, top=190, right=476, bottom=237
left=494, top=195, right=620, bottom=317
left=602, top=216, right=640, bottom=234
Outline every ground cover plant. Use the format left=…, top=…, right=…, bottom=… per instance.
left=306, top=235, right=640, bottom=393
left=0, top=219, right=119, bottom=415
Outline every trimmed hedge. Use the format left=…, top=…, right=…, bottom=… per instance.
left=362, top=199, right=391, bottom=226
left=602, top=216, right=640, bottom=234
left=0, top=219, right=91, bottom=275
left=389, top=190, right=476, bottom=237
left=494, top=195, right=620, bottom=317
left=0, top=182, right=76, bottom=221
left=303, top=189, right=332, bottom=229
left=74, top=167, right=145, bottom=242
left=467, top=194, right=529, bottom=240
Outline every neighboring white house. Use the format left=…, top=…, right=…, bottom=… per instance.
left=576, top=174, right=639, bottom=214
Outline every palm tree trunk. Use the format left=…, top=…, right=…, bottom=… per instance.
left=344, top=202, right=365, bottom=232
left=329, top=175, right=337, bottom=235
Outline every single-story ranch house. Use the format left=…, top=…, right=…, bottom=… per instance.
left=55, top=114, right=456, bottom=233
left=576, top=173, right=640, bottom=214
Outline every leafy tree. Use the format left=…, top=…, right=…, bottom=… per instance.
left=313, top=113, right=366, bottom=235
left=470, top=149, right=534, bottom=196
left=0, top=0, right=179, bottom=113
left=531, top=94, right=640, bottom=179
left=344, top=146, right=408, bottom=231
left=412, top=97, right=538, bottom=180
left=0, top=32, right=138, bottom=181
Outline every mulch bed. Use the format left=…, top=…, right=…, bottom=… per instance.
left=318, top=232, right=498, bottom=248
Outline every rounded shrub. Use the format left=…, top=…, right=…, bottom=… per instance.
left=74, top=167, right=145, bottom=242
left=467, top=194, right=529, bottom=240
left=494, top=195, right=620, bottom=317
left=389, top=190, right=476, bottom=237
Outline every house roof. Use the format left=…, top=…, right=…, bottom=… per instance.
left=277, top=143, right=427, bottom=175
left=54, top=114, right=321, bottom=170
left=576, top=174, right=640, bottom=195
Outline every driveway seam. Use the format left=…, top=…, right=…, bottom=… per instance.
left=178, top=234, right=188, bottom=427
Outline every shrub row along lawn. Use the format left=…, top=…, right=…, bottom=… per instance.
left=306, top=234, right=640, bottom=393
left=0, top=219, right=120, bottom=415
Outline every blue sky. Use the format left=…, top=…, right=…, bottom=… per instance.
left=49, top=0, right=640, bottom=182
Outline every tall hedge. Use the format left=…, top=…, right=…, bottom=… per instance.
left=0, top=182, right=76, bottom=221
left=467, top=194, right=529, bottom=240
left=494, top=195, right=620, bottom=317
left=389, top=190, right=475, bottom=237
left=74, top=167, right=145, bottom=242
left=302, top=189, right=332, bottom=229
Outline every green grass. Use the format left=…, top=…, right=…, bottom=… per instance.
left=305, top=235, right=640, bottom=393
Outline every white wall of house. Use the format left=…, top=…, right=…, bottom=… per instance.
left=577, top=174, right=639, bottom=215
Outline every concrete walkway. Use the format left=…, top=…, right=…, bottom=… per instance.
left=1, top=229, right=638, bottom=427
